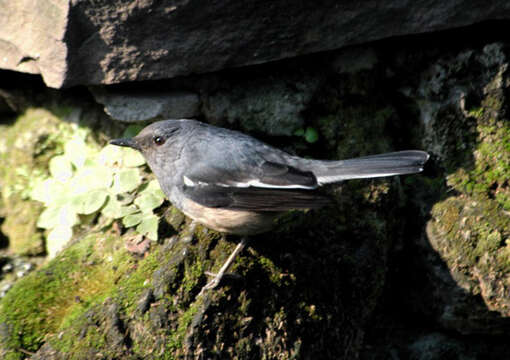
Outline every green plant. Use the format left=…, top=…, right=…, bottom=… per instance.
left=30, top=127, right=165, bottom=258
left=294, top=127, right=319, bottom=143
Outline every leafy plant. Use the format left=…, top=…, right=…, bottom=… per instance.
left=30, top=126, right=165, bottom=258
left=294, top=126, right=319, bottom=143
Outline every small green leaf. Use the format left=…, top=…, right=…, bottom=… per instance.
left=98, top=145, right=145, bottom=168
left=136, top=214, right=159, bottom=241
left=134, top=192, right=164, bottom=213
left=37, top=205, right=78, bottom=229
left=46, top=225, right=73, bottom=259
left=122, top=212, right=143, bottom=227
left=102, top=196, right=138, bottom=219
left=98, top=145, right=121, bottom=167
left=31, top=178, right=62, bottom=204
left=304, top=127, right=319, bottom=143
left=143, top=179, right=164, bottom=193
left=71, top=165, right=113, bottom=193
left=37, top=206, right=60, bottom=229
left=72, top=189, right=109, bottom=215
left=134, top=181, right=165, bottom=212
left=49, top=155, right=73, bottom=181
left=115, top=192, right=136, bottom=205
left=64, top=138, right=89, bottom=168
left=121, top=147, right=146, bottom=167
left=111, top=168, right=142, bottom=194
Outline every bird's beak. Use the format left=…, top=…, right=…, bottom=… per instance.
left=109, top=138, right=141, bottom=151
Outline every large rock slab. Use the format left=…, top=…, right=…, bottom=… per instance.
left=91, top=89, right=200, bottom=122
left=2, top=0, right=510, bottom=88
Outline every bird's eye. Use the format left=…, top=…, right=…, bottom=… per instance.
left=153, top=136, right=165, bottom=146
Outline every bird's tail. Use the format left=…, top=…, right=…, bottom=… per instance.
left=303, top=150, right=429, bottom=185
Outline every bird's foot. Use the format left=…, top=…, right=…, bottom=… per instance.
left=198, top=237, right=249, bottom=295
left=202, top=271, right=224, bottom=290
left=181, top=220, right=197, bottom=243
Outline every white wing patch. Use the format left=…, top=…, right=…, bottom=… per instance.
left=183, top=176, right=316, bottom=190
left=316, top=170, right=423, bottom=185
left=183, top=176, right=195, bottom=186
left=240, top=179, right=316, bottom=190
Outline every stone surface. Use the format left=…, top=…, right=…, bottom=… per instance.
left=2, top=1, right=510, bottom=87
left=359, top=38, right=510, bottom=359
left=413, top=42, right=510, bottom=334
left=2, top=24, right=510, bottom=360
left=0, top=0, right=68, bottom=87
left=202, top=71, right=321, bottom=136
left=92, top=89, right=200, bottom=122
left=0, top=77, right=406, bottom=359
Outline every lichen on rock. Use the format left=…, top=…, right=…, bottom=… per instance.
left=415, top=42, right=510, bottom=334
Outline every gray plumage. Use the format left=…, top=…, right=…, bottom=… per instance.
left=110, top=119, right=429, bottom=233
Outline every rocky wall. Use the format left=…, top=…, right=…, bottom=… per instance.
left=0, top=26, right=508, bottom=360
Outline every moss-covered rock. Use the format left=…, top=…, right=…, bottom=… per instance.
left=0, top=173, right=403, bottom=359
left=0, top=108, right=78, bottom=255
left=3, top=33, right=510, bottom=360
left=410, top=42, right=510, bottom=334
left=0, top=99, right=408, bottom=359
left=0, top=51, right=426, bottom=359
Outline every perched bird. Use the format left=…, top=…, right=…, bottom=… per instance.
left=111, top=119, right=428, bottom=290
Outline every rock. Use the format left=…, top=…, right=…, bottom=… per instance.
left=408, top=42, right=510, bottom=335
left=2, top=1, right=510, bottom=88
left=407, top=333, right=477, bottom=360
left=2, top=23, right=510, bottom=359
left=0, top=109, right=63, bottom=256
left=202, top=73, right=321, bottom=136
left=346, top=38, right=510, bottom=358
left=92, top=89, right=200, bottom=122
left=0, top=93, right=404, bottom=358
left=332, top=47, right=379, bottom=74
left=136, top=288, right=154, bottom=315
left=0, top=0, right=68, bottom=87
left=426, top=197, right=510, bottom=335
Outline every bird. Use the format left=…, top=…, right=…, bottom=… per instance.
left=110, top=119, right=429, bottom=291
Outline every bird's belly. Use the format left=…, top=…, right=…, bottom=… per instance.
left=181, top=198, right=277, bottom=235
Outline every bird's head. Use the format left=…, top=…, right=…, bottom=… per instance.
left=110, top=119, right=186, bottom=171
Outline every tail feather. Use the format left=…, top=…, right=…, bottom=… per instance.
left=308, top=150, right=429, bottom=185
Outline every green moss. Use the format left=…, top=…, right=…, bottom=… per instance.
left=0, top=225, right=166, bottom=357
left=467, top=107, right=485, bottom=119
left=164, top=206, right=185, bottom=231
left=430, top=195, right=510, bottom=274
left=166, top=301, right=201, bottom=356
left=0, top=200, right=44, bottom=255
left=0, top=108, right=99, bottom=255
left=181, top=260, right=205, bottom=295
left=111, top=244, right=162, bottom=311
left=447, top=88, right=510, bottom=209
left=0, top=234, right=99, bottom=352
left=33, top=227, right=223, bottom=359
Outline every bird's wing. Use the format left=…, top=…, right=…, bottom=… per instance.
left=181, top=132, right=319, bottom=190
left=180, top=160, right=328, bottom=211
left=177, top=128, right=329, bottom=211
left=181, top=184, right=331, bottom=212
left=182, top=159, right=318, bottom=190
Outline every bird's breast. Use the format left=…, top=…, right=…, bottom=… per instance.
left=180, top=198, right=277, bottom=235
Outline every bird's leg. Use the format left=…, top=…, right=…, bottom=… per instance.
left=201, top=237, right=249, bottom=292
left=181, top=220, right=197, bottom=243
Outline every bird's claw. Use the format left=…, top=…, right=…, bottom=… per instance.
left=203, top=276, right=221, bottom=290
left=198, top=237, right=249, bottom=295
